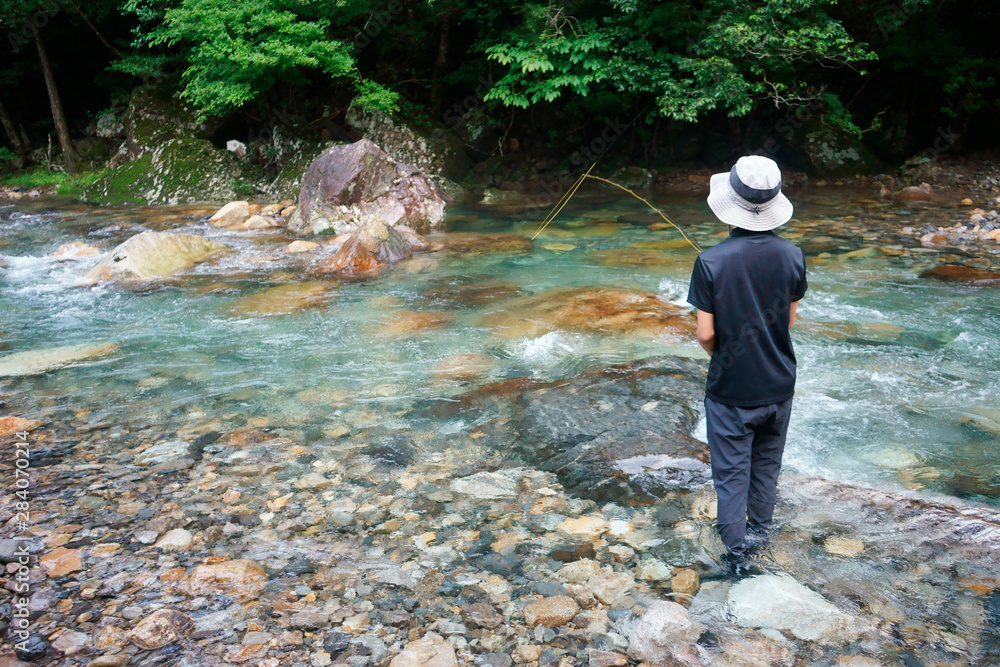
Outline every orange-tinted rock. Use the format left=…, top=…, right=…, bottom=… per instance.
left=312, top=220, right=425, bottom=276
left=434, top=233, right=533, bottom=255
left=226, top=282, right=336, bottom=317
left=127, top=609, right=191, bottom=650
left=421, top=279, right=525, bottom=308
left=432, top=353, right=494, bottom=382
left=920, top=264, right=1000, bottom=285
left=40, top=547, right=83, bottom=578
left=480, top=287, right=695, bottom=338
left=0, top=416, right=41, bottom=438
left=50, top=240, right=101, bottom=258
left=588, top=248, right=697, bottom=270
left=893, top=183, right=932, bottom=201
left=378, top=311, right=451, bottom=336
left=185, top=559, right=267, bottom=602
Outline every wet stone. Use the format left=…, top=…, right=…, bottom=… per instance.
left=550, top=543, right=597, bottom=562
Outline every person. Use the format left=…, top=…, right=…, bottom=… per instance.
left=685, top=155, right=807, bottom=573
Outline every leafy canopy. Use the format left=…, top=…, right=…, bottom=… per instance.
left=119, top=0, right=398, bottom=119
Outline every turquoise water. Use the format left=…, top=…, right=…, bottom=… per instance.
left=1, top=189, right=998, bottom=506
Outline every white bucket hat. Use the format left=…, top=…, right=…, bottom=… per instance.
left=707, top=155, right=793, bottom=231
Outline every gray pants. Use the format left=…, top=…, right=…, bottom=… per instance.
left=705, top=396, right=793, bottom=554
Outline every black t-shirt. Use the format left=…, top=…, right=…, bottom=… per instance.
left=686, top=228, right=807, bottom=407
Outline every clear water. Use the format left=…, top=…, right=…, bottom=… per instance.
left=3, top=190, right=997, bottom=505
left=4, top=189, right=1000, bottom=663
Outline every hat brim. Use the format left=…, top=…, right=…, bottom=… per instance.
left=707, top=172, right=793, bottom=231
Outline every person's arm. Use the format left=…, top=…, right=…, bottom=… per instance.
left=696, top=309, right=715, bottom=356
left=789, top=300, right=799, bottom=328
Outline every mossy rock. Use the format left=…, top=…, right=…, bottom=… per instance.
left=797, top=120, right=882, bottom=177
left=262, top=141, right=337, bottom=201
left=82, top=138, right=244, bottom=205
left=122, top=85, right=212, bottom=162
left=346, top=104, right=472, bottom=184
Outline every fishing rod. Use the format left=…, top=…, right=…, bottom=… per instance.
left=530, top=104, right=703, bottom=253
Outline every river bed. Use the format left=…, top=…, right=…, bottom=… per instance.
left=1, top=186, right=999, bottom=666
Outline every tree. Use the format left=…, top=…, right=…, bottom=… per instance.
left=117, top=0, right=398, bottom=120
left=1, top=0, right=80, bottom=171
left=483, top=0, right=875, bottom=125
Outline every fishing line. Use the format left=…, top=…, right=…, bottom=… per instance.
left=530, top=99, right=702, bottom=253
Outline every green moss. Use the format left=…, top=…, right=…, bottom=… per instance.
left=81, top=138, right=245, bottom=205
left=1, top=169, right=103, bottom=196
left=264, top=141, right=335, bottom=201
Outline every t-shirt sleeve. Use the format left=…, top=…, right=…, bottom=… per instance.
left=791, top=248, right=808, bottom=301
left=687, top=255, right=714, bottom=313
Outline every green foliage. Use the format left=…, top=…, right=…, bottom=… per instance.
left=0, top=147, right=16, bottom=164
left=484, top=0, right=874, bottom=124
left=0, top=168, right=101, bottom=195
left=120, top=0, right=358, bottom=118
left=351, top=79, right=401, bottom=115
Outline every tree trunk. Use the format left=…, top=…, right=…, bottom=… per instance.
left=0, top=100, right=27, bottom=154
left=31, top=22, right=77, bottom=173
left=429, top=16, right=450, bottom=112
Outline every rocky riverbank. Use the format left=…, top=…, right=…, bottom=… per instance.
left=2, top=347, right=1000, bottom=666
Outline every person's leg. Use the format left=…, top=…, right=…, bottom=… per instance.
left=747, top=398, right=793, bottom=532
left=704, top=396, right=754, bottom=554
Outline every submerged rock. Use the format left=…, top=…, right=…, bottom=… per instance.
left=618, top=601, right=705, bottom=664
left=288, top=139, right=447, bottom=235
left=919, top=264, right=1000, bottom=285
left=376, top=310, right=450, bottom=336
left=389, top=632, right=456, bottom=667
left=727, top=574, right=860, bottom=643
left=479, top=286, right=696, bottom=339
left=0, top=342, right=119, bottom=377
left=454, top=356, right=706, bottom=502
left=894, top=182, right=933, bottom=201
left=84, top=231, right=228, bottom=284
left=184, top=559, right=267, bottom=602
left=127, top=609, right=191, bottom=650
left=523, top=595, right=580, bottom=627
left=227, top=282, right=336, bottom=317
left=49, top=240, right=101, bottom=259
left=0, top=416, right=42, bottom=437
left=432, top=233, right=533, bottom=255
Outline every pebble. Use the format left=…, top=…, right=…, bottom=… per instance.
left=522, top=595, right=580, bottom=627
left=39, top=547, right=83, bottom=578
left=127, top=609, right=192, bottom=650
left=153, top=528, right=193, bottom=550
left=389, top=632, right=457, bottom=667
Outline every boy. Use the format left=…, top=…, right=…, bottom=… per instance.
left=686, top=155, right=807, bottom=571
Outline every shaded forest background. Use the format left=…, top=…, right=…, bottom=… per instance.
left=1, top=0, right=998, bottom=182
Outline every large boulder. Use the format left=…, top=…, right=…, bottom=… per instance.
left=287, top=139, right=447, bottom=235
left=113, top=85, right=210, bottom=166
left=83, top=137, right=245, bottom=205
left=84, top=231, right=228, bottom=284
left=345, top=103, right=471, bottom=187
left=263, top=139, right=335, bottom=201
left=451, top=356, right=707, bottom=502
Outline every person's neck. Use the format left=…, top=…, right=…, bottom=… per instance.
left=730, top=227, right=775, bottom=237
